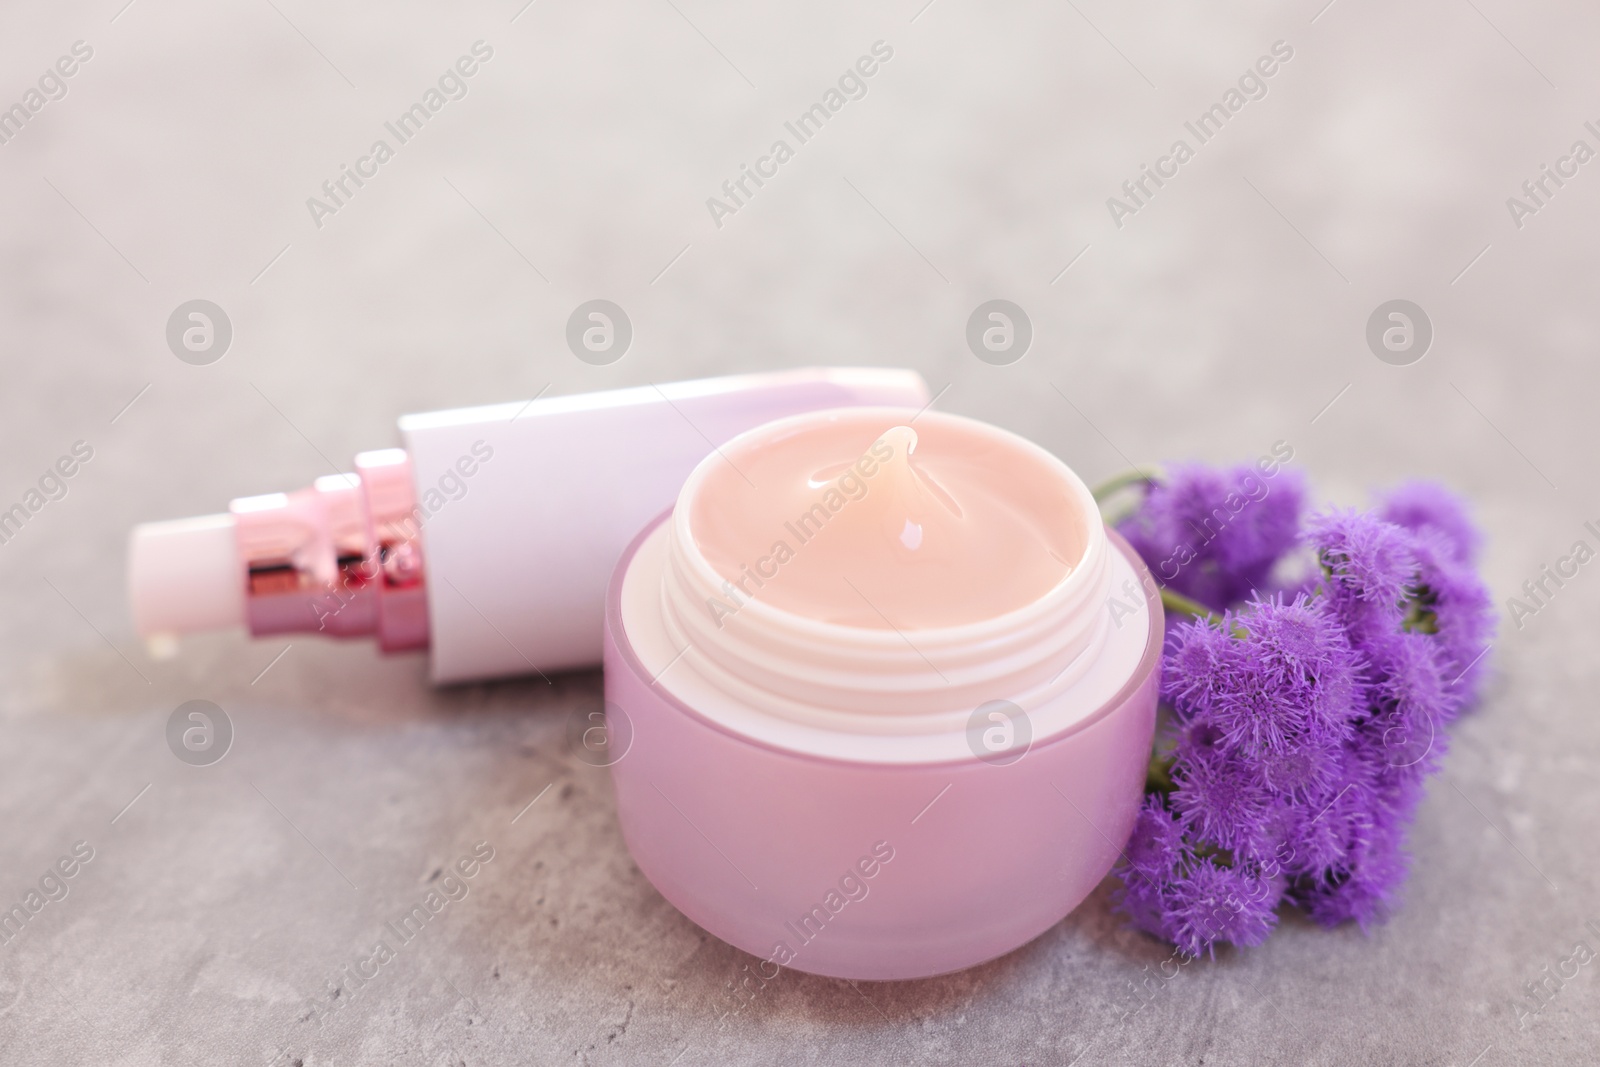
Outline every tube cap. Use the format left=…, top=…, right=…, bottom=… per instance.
left=128, top=514, right=244, bottom=650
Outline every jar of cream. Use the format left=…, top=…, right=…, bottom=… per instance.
left=603, top=407, right=1161, bottom=980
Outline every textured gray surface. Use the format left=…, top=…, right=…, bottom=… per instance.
left=1, top=1, right=1596, bottom=1064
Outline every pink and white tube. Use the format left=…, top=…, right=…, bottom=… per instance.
left=128, top=367, right=930, bottom=682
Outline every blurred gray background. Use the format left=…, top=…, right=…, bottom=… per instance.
left=1, top=0, right=1595, bottom=1064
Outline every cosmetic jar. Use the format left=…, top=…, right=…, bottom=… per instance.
left=603, top=408, right=1161, bottom=980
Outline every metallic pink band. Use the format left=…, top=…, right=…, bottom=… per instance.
left=230, top=449, right=429, bottom=653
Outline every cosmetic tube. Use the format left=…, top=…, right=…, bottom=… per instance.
left=128, top=368, right=929, bottom=682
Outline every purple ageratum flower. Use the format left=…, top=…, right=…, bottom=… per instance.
left=1124, top=794, right=1188, bottom=880
left=1128, top=595, right=1417, bottom=950
left=1163, top=595, right=1364, bottom=757
left=1116, top=474, right=1492, bottom=955
left=1314, top=489, right=1493, bottom=708
left=1254, top=732, right=1345, bottom=802
left=1356, top=630, right=1451, bottom=777
left=1374, top=481, right=1495, bottom=703
left=1114, top=868, right=1170, bottom=942
left=1168, top=746, right=1274, bottom=855
left=1276, top=766, right=1370, bottom=881
left=1378, top=480, right=1482, bottom=566
left=1305, top=509, right=1416, bottom=640
left=1161, top=616, right=1234, bottom=722
left=1158, top=859, right=1280, bottom=958
left=1116, top=842, right=1282, bottom=956
left=1114, top=799, right=1190, bottom=939
left=1281, top=733, right=1425, bottom=930
left=1119, top=462, right=1307, bottom=611
left=1403, top=528, right=1496, bottom=710
left=1292, top=814, right=1412, bottom=931
left=1282, top=810, right=1351, bottom=885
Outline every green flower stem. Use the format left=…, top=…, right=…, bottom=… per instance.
left=1090, top=468, right=1161, bottom=505
left=1160, top=587, right=1224, bottom=626
left=1146, top=749, right=1176, bottom=794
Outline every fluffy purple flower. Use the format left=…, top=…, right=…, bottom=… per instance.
left=1315, top=486, right=1494, bottom=708
left=1158, top=860, right=1280, bottom=957
left=1124, top=795, right=1187, bottom=878
left=1403, top=529, right=1496, bottom=709
left=1291, top=816, right=1412, bottom=930
left=1169, top=748, right=1274, bottom=854
left=1254, top=734, right=1344, bottom=801
left=1119, top=462, right=1306, bottom=611
left=1378, top=480, right=1482, bottom=565
left=1276, top=767, right=1370, bottom=879
left=1161, top=620, right=1233, bottom=721
left=1116, top=846, right=1281, bottom=956
left=1115, top=477, right=1491, bottom=956
left=1163, top=596, right=1363, bottom=756
left=1113, top=869, right=1173, bottom=945
left=1358, top=631, right=1451, bottom=776
left=1305, top=509, right=1416, bottom=640
left=1265, top=702, right=1431, bottom=930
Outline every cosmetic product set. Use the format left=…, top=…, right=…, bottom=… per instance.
left=129, top=367, right=1161, bottom=979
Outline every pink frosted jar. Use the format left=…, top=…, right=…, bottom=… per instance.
left=602, top=408, right=1161, bottom=981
